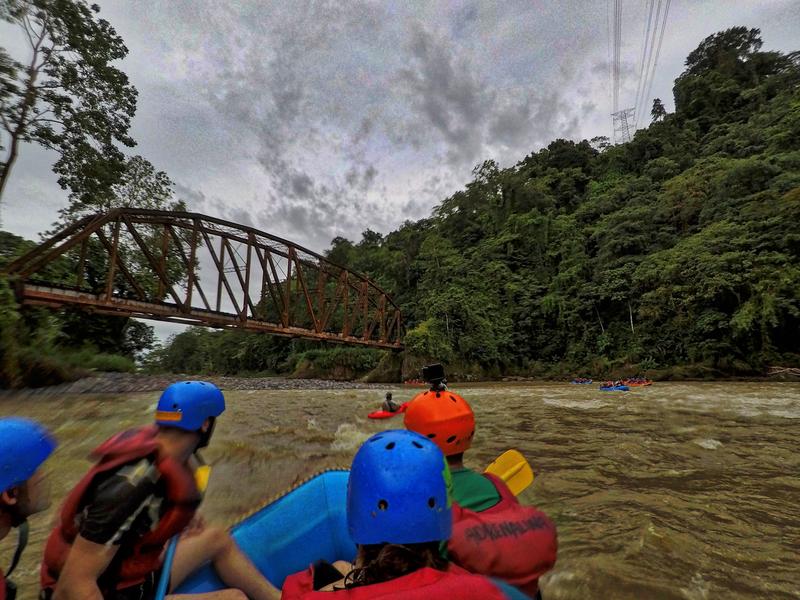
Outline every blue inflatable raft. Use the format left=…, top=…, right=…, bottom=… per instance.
left=175, top=469, right=355, bottom=593
left=599, top=385, right=629, bottom=391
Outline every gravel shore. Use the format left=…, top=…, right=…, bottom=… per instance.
left=0, top=372, right=386, bottom=397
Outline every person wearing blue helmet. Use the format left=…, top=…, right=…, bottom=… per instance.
left=0, top=417, right=56, bottom=600
left=281, top=430, right=528, bottom=599
left=41, top=381, right=278, bottom=600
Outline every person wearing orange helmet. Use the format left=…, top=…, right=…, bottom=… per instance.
left=404, top=365, right=557, bottom=599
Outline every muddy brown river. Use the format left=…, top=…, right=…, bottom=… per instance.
left=1, top=382, right=798, bottom=599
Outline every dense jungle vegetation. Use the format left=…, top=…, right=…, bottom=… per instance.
left=2, top=25, right=799, bottom=386
left=153, top=26, right=799, bottom=381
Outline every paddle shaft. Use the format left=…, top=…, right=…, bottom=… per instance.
left=154, top=536, right=178, bottom=600
left=155, top=464, right=212, bottom=600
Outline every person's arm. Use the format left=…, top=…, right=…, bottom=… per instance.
left=53, top=535, right=119, bottom=600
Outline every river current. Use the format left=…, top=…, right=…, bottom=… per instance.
left=1, top=381, right=798, bottom=599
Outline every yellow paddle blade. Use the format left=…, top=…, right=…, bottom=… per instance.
left=195, top=465, right=212, bottom=493
left=484, top=449, right=534, bottom=496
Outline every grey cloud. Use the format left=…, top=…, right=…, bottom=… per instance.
left=581, top=100, right=598, bottom=118
left=351, top=116, right=375, bottom=146
left=174, top=183, right=208, bottom=211
left=227, top=207, right=255, bottom=228
left=489, top=98, right=535, bottom=147
left=345, top=168, right=359, bottom=187
left=591, top=59, right=640, bottom=81
left=452, top=2, right=480, bottom=37
left=13, top=0, right=796, bottom=259
left=289, top=172, right=315, bottom=200
left=345, top=164, right=378, bottom=192
left=398, top=26, right=492, bottom=165
left=363, top=165, right=377, bottom=188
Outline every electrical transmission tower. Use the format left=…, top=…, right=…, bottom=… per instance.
left=612, top=107, right=635, bottom=144
left=607, top=0, right=672, bottom=142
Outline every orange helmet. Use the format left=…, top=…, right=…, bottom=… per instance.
left=403, top=389, right=475, bottom=456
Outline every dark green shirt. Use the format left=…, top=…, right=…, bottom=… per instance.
left=451, top=466, right=501, bottom=512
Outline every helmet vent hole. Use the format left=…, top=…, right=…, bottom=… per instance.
left=427, top=433, right=436, bottom=439
left=412, top=441, right=423, bottom=448
left=370, top=436, right=383, bottom=443
left=447, top=435, right=457, bottom=443
left=428, top=497, right=436, bottom=508
left=378, top=499, right=389, bottom=511
left=385, top=442, right=396, bottom=450
left=173, top=403, right=179, bottom=409
left=449, top=395, right=457, bottom=402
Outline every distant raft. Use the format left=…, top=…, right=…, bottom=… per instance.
left=367, top=402, right=409, bottom=419
left=599, top=385, right=630, bottom=391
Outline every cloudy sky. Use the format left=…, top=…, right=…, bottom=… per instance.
left=4, top=0, right=800, bottom=247
left=2, top=0, right=798, bottom=339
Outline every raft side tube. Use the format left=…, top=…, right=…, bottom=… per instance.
left=175, top=469, right=355, bottom=592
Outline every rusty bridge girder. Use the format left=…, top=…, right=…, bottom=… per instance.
left=2, top=209, right=404, bottom=350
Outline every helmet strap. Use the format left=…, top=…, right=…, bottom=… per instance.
left=429, top=379, right=447, bottom=392
left=5, top=518, right=28, bottom=579
left=196, top=417, right=216, bottom=450
left=1, top=488, right=27, bottom=528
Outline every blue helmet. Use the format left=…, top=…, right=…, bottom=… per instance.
left=155, top=381, right=225, bottom=431
left=347, top=429, right=452, bottom=545
left=0, top=418, right=57, bottom=494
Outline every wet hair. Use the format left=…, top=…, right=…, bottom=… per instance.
left=447, top=452, right=464, bottom=463
left=344, top=542, right=447, bottom=588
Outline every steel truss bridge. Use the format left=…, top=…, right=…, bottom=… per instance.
left=2, top=209, right=403, bottom=350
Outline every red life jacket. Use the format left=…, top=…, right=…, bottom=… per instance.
left=40, top=426, right=202, bottom=592
left=448, top=473, right=558, bottom=598
left=281, top=564, right=512, bottom=599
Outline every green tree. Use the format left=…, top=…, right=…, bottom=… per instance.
left=651, top=98, right=666, bottom=122
left=0, top=0, right=137, bottom=204
left=59, top=154, right=181, bottom=222
left=51, top=155, right=185, bottom=357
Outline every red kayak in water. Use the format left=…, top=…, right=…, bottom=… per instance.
left=367, top=402, right=409, bottom=419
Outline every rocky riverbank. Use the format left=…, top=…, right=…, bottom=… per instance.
left=0, top=372, right=386, bottom=397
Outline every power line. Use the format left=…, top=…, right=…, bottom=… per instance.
left=620, top=0, right=624, bottom=111
left=635, top=0, right=663, bottom=127
left=606, top=0, right=672, bottom=140
left=610, top=0, right=638, bottom=143
left=611, top=0, right=622, bottom=112
left=638, top=0, right=671, bottom=129
left=633, top=0, right=656, bottom=124
left=606, top=0, right=613, bottom=112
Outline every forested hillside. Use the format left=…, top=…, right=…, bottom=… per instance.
left=340, top=27, right=799, bottom=378
left=5, top=27, right=800, bottom=384
left=155, top=27, right=800, bottom=380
